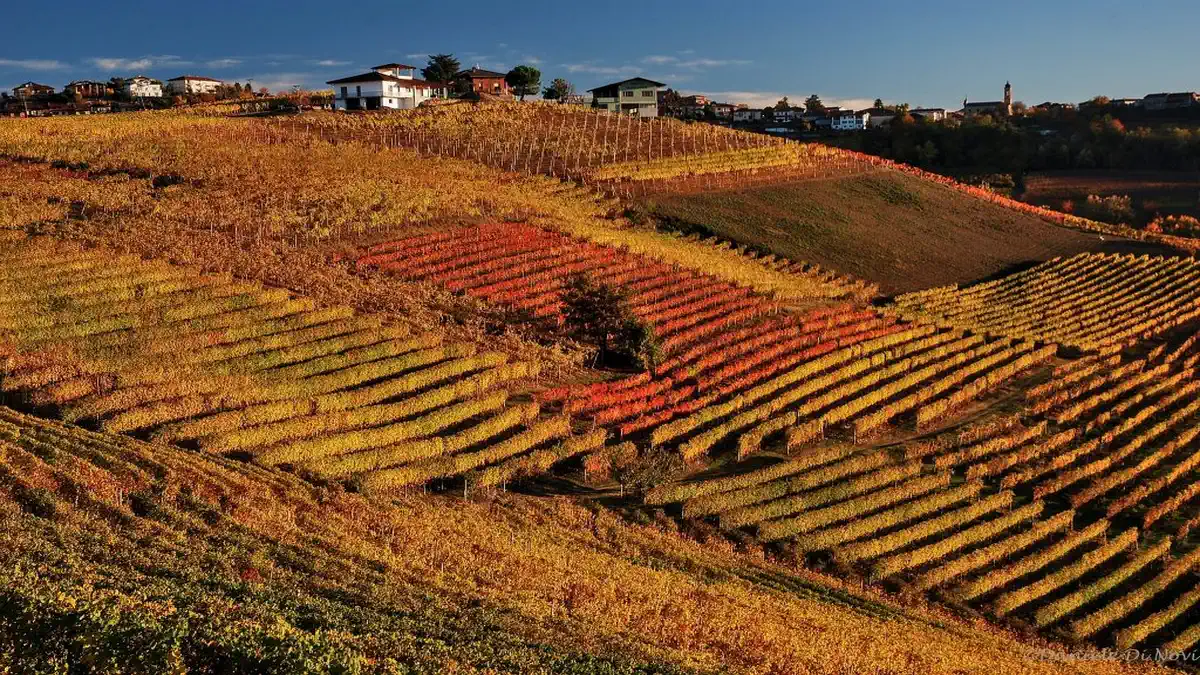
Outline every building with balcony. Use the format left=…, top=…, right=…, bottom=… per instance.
left=123, top=76, right=163, bottom=98
left=327, top=63, right=437, bottom=110
left=166, top=75, right=223, bottom=95
left=831, top=110, right=870, bottom=131
left=588, top=77, right=666, bottom=117
left=64, top=80, right=111, bottom=98
left=12, top=81, right=54, bottom=98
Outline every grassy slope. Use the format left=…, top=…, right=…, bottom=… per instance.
left=643, top=170, right=1173, bottom=295
left=0, top=408, right=1155, bottom=674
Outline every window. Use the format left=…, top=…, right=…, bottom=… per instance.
left=340, top=86, right=347, bottom=98
left=355, top=85, right=361, bottom=97
left=622, top=90, right=633, bottom=98
left=642, top=90, right=653, bottom=97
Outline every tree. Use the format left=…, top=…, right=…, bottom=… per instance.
left=873, top=98, right=884, bottom=109
left=560, top=274, right=660, bottom=370
left=421, top=54, right=461, bottom=85
left=542, top=77, right=575, bottom=102
left=505, top=65, right=541, bottom=100
left=775, top=96, right=791, bottom=111
left=804, top=94, right=826, bottom=115
left=914, top=139, right=939, bottom=165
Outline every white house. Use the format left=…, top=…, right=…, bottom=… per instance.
left=166, top=75, right=222, bottom=95
left=831, top=110, right=869, bottom=131
left=910, top=108, right=946, bottom=121
left=733, top=108, right=763, bottom=122
left=123, top=76, right=163, bottom=98
left=771, top=109, right=795, bottom=122
left=588, top=77, right=666, bottom=117
left=326, top=63, right=437, bottom=111
left=711, top=103, right=736, bottom=120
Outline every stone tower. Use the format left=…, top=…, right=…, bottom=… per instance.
left=1004, top=81, right=1012, bottom=115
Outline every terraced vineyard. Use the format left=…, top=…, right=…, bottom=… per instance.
left=647, top=333, right=1200, bottom=652
left=362, top=224, right=1054, bottom=461
left=1, top=404, right=1117, bottom=674
left=358, top=222, right=872, bottom=307
left=595, top=325, right=1052, bottom=461
left=896, top=253, right=1200, bottom=351
left=271, top=103, right=880, bottom=196
left=0, top=237, right=602, bottom=491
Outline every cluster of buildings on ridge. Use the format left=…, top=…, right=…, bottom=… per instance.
left=8, top=59, right=1200, bottom=128
left=3, top=74, right=257, bottom=115
left=665, top=82, right=1200, bottom=133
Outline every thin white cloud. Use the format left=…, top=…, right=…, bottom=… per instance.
left=405, top=53, right=430, bottom=60
left=521, top=56, right=543, bottom=65
left=312, top=59, right=351, bottom=67
left=206, top=58, right=242, bottom=68
left=90, top=57, right=150, bottom=71
left=678, top=58, right=751, bottom=68
left=642, top=55, right=750, bottom=69
left=0, top=58, right=67, bottom=71
left=563, top=63, right=639, bottom=76
left=88, top=55, right=191, bottom=72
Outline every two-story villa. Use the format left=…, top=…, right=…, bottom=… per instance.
left=327, top=63, right=437, bottom=111
left=123, top=76, right=163, bottom=98
left=458, top=67, right=509, bottom=96
left=588, top=77, right=666, bottom=117
left=12, top=82, right=55, bottom=98
left=166, top=75, right=223, bottom=95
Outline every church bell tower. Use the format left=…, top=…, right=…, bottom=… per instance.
left=1004, top=81, right=1013, bottom=115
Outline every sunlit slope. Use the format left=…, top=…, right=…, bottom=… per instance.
left=0, top=407, right=1160, bottom=673
left=642, top=171, right=1171, bottom=294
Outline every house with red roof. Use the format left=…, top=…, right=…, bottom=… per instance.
left=326, top=63, right=438, bottom=110
left=458, top=66, right=510, bottom=97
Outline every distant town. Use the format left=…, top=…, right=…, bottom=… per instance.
left=4, top=57, right=1199, bottom=140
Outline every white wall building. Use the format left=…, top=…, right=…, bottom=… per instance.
left=771, top=109, right=795, bottom=122
left=830, top=110, right=869, bottom=131
left=327, top=63, right=436, bottom=111
left=733, top=109, right=763, bottom=122
left=166, top=75, right=223, bottom=95
left=123, top=76, right=163, bottom=98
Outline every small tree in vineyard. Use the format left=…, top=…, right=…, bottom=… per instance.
left=505, top=65, right=542, bottom=101
left=542, top=77, right=575, bottom=102
left=561, top=274, right=660, bottom=370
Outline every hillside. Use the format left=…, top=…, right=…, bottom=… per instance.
left=0, top=406, right=1157, bottom=673
left=3, top=109, right=1198, bottom=672
left=640, top=171, right=1174, bottom=295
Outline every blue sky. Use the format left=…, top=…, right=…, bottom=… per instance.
left=3, top=0, right=1196, bottom=109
